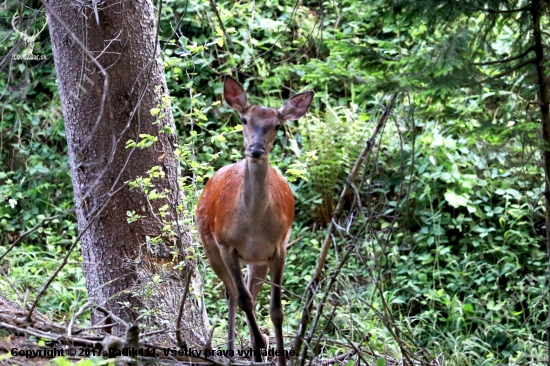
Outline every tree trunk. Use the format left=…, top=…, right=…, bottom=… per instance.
left=46, top=0, right=207, bottom=344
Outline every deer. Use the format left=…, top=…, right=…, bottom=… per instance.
left=196, top=76, right=313, bottom=366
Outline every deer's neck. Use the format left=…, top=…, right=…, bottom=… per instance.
left=242, top=158, right=270, bottom=213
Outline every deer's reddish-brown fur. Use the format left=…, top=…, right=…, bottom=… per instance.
left=196, top=76, right=313, bottom=365
left=198, top=161, right=295, bottom=244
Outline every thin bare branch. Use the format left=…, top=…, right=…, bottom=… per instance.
left=176, top=268, right=192, bottom=348
left=209, top=0, right=234, bottom=48
left=478, top=6, right=530, bottom=14
left=41, top=0, right=109, bottom=159
left=293, top=93, right=398, bottom=365
left=478, top=57, right=536, bottom=84
left=67, top=302, right=92, bottom=337
left=0, top=215, right=62, bottom=263
left=25, top=186, right=121, bottom=322
left=95, top=304, right=130, bottom=329
left=473, top=46, right=535, bottom=66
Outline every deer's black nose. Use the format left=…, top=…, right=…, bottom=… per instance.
left=250, top=143, right=265, bottom=158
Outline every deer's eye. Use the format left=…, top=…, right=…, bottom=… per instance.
left=274, top=125, right=281, bottom=131
left=241, top=118, right=247, bottom=125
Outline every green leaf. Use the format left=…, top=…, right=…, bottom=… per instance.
left=505, top=188, right=521, bottom=200
left=444, top=190, right=469, bottom=208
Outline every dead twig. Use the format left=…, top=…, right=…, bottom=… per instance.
left=95, top=304, right=130, bottom=329
left=67, top=301, right=92, bottom=337
left=293, top=93, right=398, bottom=365
left=25, top=190, right=117, bottom=322
left=316, top=349, right=356, bottom=366
left=0, top=215, right=61, bottom=263
left=209, top=0, right=234, bottom=48
left=176, top=268, right=193, bottom=348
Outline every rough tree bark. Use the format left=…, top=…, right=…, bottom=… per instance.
left=46, top=0, right=207, bottom=344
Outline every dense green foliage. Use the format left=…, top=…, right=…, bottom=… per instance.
left=0, top=4, right=84, bottom=317
left=1, top=0, right=548, bottom=364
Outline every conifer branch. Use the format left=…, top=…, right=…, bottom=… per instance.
left=479, top=6, right=530, bottom=14
left=473, top=46, right=535, bottom=66
left=478, top=58, right=536, bottom=84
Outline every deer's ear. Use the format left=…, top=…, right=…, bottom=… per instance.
left=224, top=75, right=249, bottom=113
left=279, top=91, right=314, bottom=121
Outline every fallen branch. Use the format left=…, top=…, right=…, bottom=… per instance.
left=316, top=349, right=356, bottom=366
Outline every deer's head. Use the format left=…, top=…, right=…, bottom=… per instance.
left=223, top=75, right=314, bottom=161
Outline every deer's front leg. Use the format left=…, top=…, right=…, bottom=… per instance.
left=219, top=244, right=266, bottom=356
left=269, top=249, right=287, bottom=366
